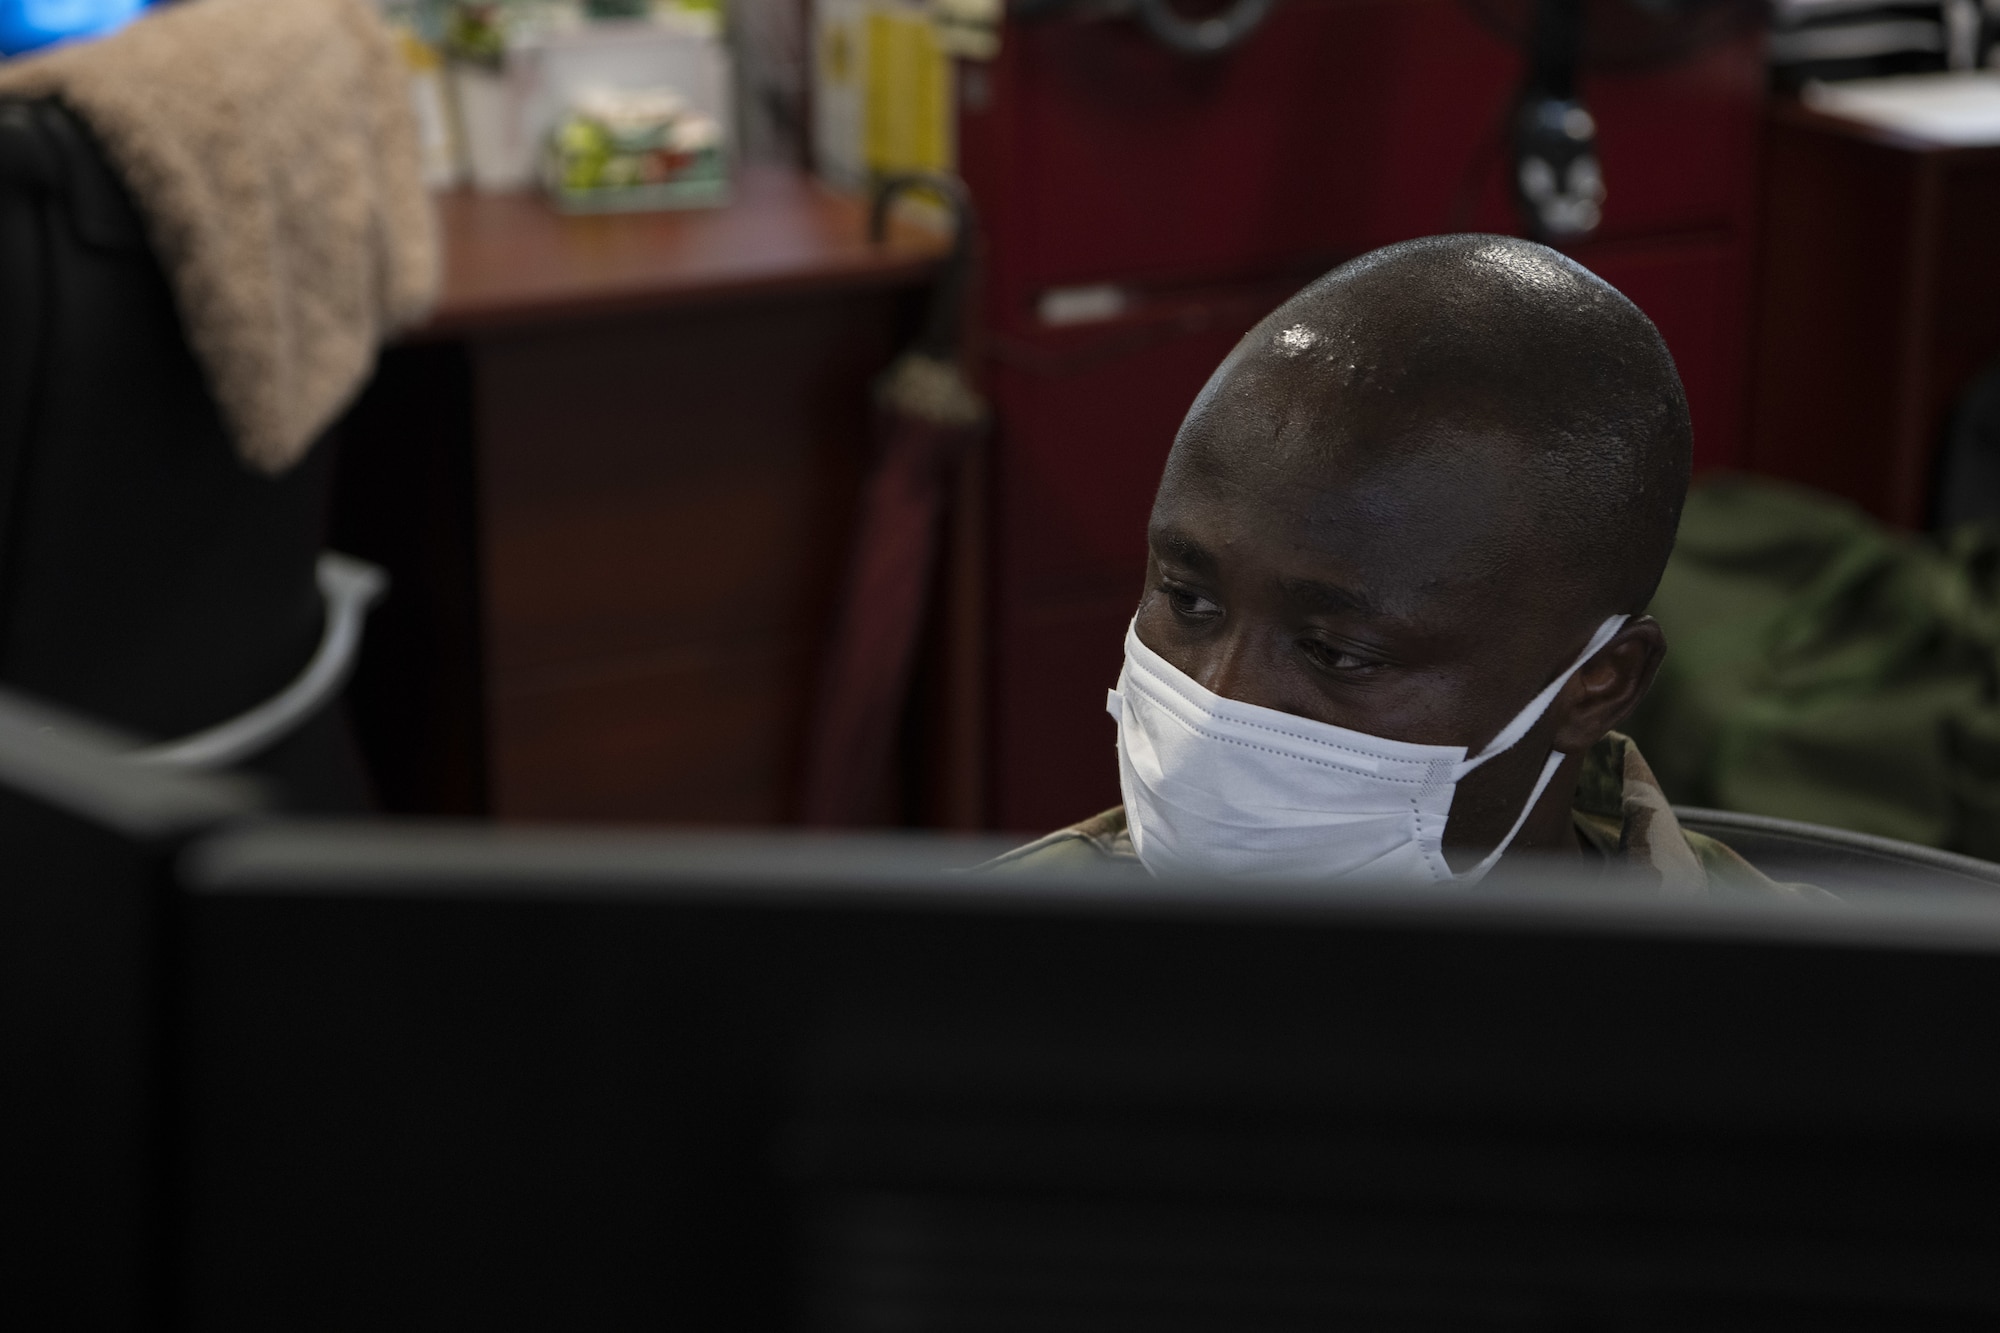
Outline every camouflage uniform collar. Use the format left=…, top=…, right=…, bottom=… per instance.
left=1575, top=732, right=1806, bottom=896
left=1572, top=731, right=1710, bottom=892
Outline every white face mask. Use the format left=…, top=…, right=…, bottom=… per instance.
left=1106, top=615, right=1628, bottom=884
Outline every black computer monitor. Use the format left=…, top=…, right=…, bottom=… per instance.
left=11, top=684, right=2000, bottom=1331
left=175, top=821, right=2000, bottom=1331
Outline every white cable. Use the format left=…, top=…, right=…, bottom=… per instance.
left=131, top=552, right=387, bottom=770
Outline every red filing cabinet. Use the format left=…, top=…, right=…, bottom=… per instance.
left=1748, top=101, right=2000, bottom=529
left=955, top=1, right=1768, bottom=832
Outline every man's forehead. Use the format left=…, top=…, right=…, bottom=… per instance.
left=1169, top=409, right=1542, bottom=538
left=1155, top=426, right=1554, bottom=621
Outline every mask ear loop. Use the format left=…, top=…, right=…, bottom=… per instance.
left=1452, top=615, right=1628, bottom=780
left=1456, top=750, right=1567, bottom=883
left=1444, top=614, right=1630, bottom=884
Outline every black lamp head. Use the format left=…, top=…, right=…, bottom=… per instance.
left=1511, top=0, right=1605, bottom=244
left=1513, top=90, right=1605, bottom=242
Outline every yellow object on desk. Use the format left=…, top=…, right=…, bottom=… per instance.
left=813, top=0, right=953, bottom=191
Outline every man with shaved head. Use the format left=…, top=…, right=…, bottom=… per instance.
left=991, top=235, right=1796, bottom=892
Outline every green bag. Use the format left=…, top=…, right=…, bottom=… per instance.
left=1626, top=475, right=2000, bottom=857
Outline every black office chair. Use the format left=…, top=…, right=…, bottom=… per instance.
left=1675, top=805, right=2000, bottom=895
left=0, top=98, right=378, bottom=810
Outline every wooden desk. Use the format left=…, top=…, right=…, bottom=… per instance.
left=1748, top=100, right=2000, bottom=527
left=421, top=169, right=947, bottom=335
left=332, top=167, right=948, bottom=821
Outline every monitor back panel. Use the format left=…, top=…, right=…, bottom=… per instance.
left=181, top=848, right=2000, bottom=1331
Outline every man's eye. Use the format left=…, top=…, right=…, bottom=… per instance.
left=1301, top=639, right=1381, bottom=674
left=1162, top=585, right=1220, bottom=619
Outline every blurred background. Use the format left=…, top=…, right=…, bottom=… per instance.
left=4, top=0, right=1999, bottom=851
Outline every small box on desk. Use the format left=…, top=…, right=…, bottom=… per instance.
left=542, top=84, right=728, bottom=213
left=449, top=5, right=733, bottom=208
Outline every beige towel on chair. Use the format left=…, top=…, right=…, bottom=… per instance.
left=0, top=0, right=440, bottom=473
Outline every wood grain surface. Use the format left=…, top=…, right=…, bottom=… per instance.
left=335, top=171, right=949, bottom=823
left=419, top=166, right=948, bottom=337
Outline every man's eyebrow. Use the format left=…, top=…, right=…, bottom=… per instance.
left=1280, top=576, right=1384, bottom=619
left=1150, top=529, right=1217, bottom=573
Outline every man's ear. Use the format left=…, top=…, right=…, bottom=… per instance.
left=1549, top=615, right=1666, bottom=754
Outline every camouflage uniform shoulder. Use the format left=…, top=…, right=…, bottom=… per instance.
left=1682, top=828, right=1835, bottom=900
left=977, top=807, right=1142, bottom=874
left=1582, top=732, right=1831, bottom=898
